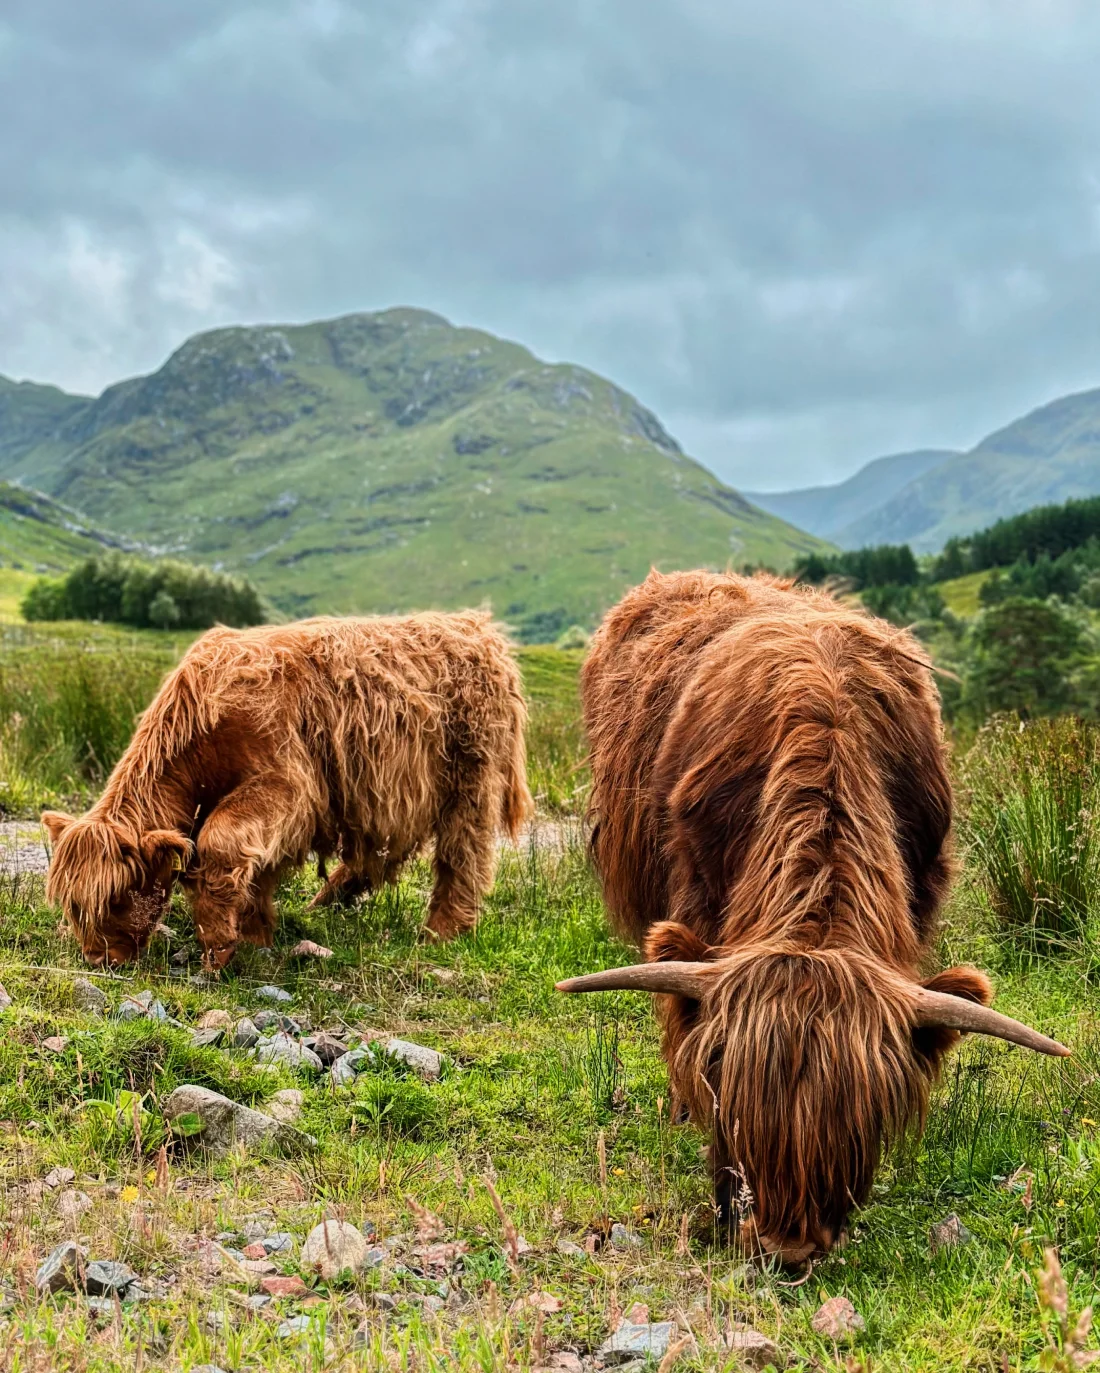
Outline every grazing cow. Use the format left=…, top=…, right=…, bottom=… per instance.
left=44, top=612, right=531, bottom=969
left=560, top=570, right=1068, bottom=1264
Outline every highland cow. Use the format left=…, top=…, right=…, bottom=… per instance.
left=44, top=612, right=531, bottom=969
left=560, top=570, right=1068, bottom=1264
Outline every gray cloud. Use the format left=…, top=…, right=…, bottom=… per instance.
left=3, top=0, right=1100, bottom=488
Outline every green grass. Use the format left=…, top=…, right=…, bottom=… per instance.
left=3, top=635, right=1100, bottom=1369
left=0, top=310, right=828, bottom=635
left=939, top=571, right=992, bottom=618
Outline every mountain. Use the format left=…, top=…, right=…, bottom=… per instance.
left=745, top=449, right=957, bottom=544
left=0, top=309, right=825, bottom=637
left=0, top=482, right=126, bottom=573
left=0, top=377, right=88, bottom=471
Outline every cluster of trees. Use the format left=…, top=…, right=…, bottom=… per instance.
left=794, top=495, right=1100, bottom=726
left=22, top=552, right=266, bottom=630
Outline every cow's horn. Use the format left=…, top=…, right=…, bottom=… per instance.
left=556, top=961, right=710, bottom=998
left=912, top=987, right=1070, bottom=1057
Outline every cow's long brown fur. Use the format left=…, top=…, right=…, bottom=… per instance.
left=44, top=612, right=532, bottom=968
left=582, top=570, right=990, bottom=1261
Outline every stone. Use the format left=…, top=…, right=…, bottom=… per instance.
left=44, top=1166, right=76, bottom=1189
left=161, top=1084, right=288, bottom=1155
left=330, top=1049, right=371, bottom=1086
left=262, top=1274, right=311, bottom=1298
left=363, top=1245, right=386, bottom=1269
left=277, top=1315, right=314, bottom=1337
left=727, top=1328, right=783, bottom=1369
left=811, top=1296, right=864, bottom=1341
left=290, top=940, right=333, bottom=959
left=254, top=1010, right=301, bottom=1035
left=371, top=1292, right=399, bottom=1312
left=412, top=1292, right=445, bottom=1316
left=232, top=1017, right=261, bottom=1049
left=197, top=1009, right=234, bottom=1030
left=265, top=1088, right=304, bottom=1123
left=205, top=1310, right=227, bottom=1331
left=609, top=1223, right=643, bottom=1250
left=57, top=1189, right=93, bottom=1222
left=382, top=1038, right=444, bottom=1080
left=190, top=1027, right=226, bottom=1049
left=255, top=1033, right=323, bottom=1072
left=86, top=1296, right=115, bottom=1318
left=598, top=1320, right=675, bottom=1362
left=118, top=990, right=168, bottom=1022
left=240, top=1258, right=278, bottom=1276
left=242, top=1242, right=268, bottom=1260
left=256, top=985, right=293, bottom=1004
left=302, top=1033, right=349, bottom=1066
left=85, top=1259, right=138, bottom=1297
left=245, top=1293, right=271, bottom=1309
left=72, top=978, right=108, bottom=1014
left=35, top=1241, right=86, bottom=1293
left=262, top=1232, right=295, bottom=1255
left=300, top=1219, right=370, bottom=1279
left=930, top=1212, right=973, bottom=1253
left=42, top=1036, right=69, bottom=1053
left=192, top=1366, right=229, bottom=1373
left=547, top=1356, right=584, bottom=1373
left=0, top=983, right=11, bottom=1011
left=555, top=1237, right=586, bottom=1256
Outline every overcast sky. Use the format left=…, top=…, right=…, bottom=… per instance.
left=3, top=1, right=1100, bottom=490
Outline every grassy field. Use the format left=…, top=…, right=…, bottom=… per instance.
left=0, top=631, right=1099, bottom=1370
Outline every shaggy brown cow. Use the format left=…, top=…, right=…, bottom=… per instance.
left=44, top=612, right=532, bottom=969
left=560, top=570, right=1068, bottom=1264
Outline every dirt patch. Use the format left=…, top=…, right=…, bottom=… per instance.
left=0, top=820, right=51, bottom=876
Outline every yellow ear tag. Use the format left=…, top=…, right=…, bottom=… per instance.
left=171, top=853, right=184, bottom=871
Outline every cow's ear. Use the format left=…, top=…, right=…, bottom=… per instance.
left=41, top=811, right=76, bottom=847
left=140, top=830, right=192, bottom=883
left=645, top=920, right=715, bottom=964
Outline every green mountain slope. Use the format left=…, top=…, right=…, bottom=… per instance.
left=1, top=309, right=825, bottom=635
left=0, top=377, right=89, bottom=470
left=0, top=482, right=123, bottom=572
left=796, top=389, right=1100, bottom=553
left=745, top=449, right=957, bottom=544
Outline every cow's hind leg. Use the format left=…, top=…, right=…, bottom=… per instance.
left=307, top=862, right=372, bottom=910
left=423, top=786, right=498, bottom=942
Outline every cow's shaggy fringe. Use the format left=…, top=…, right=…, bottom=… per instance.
left=45, top=612, right=532, bottom=967
left=583, top=570, right=990, bottom=1260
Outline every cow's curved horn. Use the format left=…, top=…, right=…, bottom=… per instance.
left=912, top=987, right=1070, bottom=1057
left=556, top=961, right=710, bottom=998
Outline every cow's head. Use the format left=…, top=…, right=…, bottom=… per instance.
left=558, top=923, right=1068, bottom=1265
left=42, top=811, right=191, bottom=966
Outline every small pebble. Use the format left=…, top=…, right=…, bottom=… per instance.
left=85, top=1259, right=138, bottom=1297
left=232, top=1017, right=261, bottom=1049
left=0, top=983, right=11, bottom=1011
left=44, top=1166, right=76, bottom=1189
left=57, top=1189, right=93, bottom=1222
left=72, top=978, right=108, bottom=1014
left=277, top=1315, right=314, bottom=1338
left=610, top=1222, right=643, bottom=1250
left=42, top=1036, right=69, bottom=1053
left=190, top=1027, right=226, bottom=1049
left=262, top=1232, right=295, bottom=1255
left=256, top=985, right=293, bottom=1004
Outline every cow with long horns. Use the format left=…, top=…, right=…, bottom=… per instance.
left=561, top=570, right=1067, bottom=1264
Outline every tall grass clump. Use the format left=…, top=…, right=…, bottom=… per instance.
left=959, top=714, right=1100, bottom=957
left=0, top=644, right=172, bottom=806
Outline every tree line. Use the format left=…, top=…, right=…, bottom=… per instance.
left=22, top=552, right=266, bottom=630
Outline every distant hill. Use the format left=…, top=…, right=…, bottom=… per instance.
left=0, top=309, right=825, bottom=638
left=758, top=387, right=1100, bottom=553
left=745, top=449, right=956, bottom=544
left=0, top=481, right=125, bottom=573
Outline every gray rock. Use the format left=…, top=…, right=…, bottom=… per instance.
left=85, top=1259, right=138, bottom=1297
left=277, top=1315, right=314, bottom=1337
left=413, top=1292, right=445, bottom=1316
left=190, top=1027, right=226, bottom=1049
left=35, top=1241, right=86, bottom=1293
left=72, top=978, right=108, bottom=1015
left=86, top=1296, right=115, bottom=1318
left=205, top=1310, right=227, bottom=1331
left=0, top=983, right=11, bottom=1011
left=192, top=1366, right=229, bottom=1373
left=811, top=1296, right=865, bottom=1340
left=57, top=1189, right=93, bottom=1222
left=609, top=1223, right=643, bottom=1251
left=117, top=990, right=168, bottom=1022
left=245, top=1293, right=271, bottom=1309
left=265, top=1088, right=304, bottom=1123
left=330, top=1049, right=371, bottom=1086
left=161, top=1084, right=290, bottom=1156
left=254, top=1010, right=301, bottom=1035
left=727, top=1329, right=783, bottom=1369
left=302, top=1032, right=349, bottom=1065
left=555, top=1237, right=586, bottom=1256
left=300, top=1219, right=370, bottom=1279
left=371, top=1292, right=399, bottom=1312
left=256, top=985, right=293, bottom=1004
left=44, top=1166, right=76, bottom=1189
left=232, top=1017, right=261, bottom=1049
left=599, top=1320, right=675, bottom=1362
left=382, top=1038, right=444, bottom=1080
left=262, top=1232, right=295, bottom=1254
left=930, top=1212, right=973, bottom=1254
left=255, top=1033, right=323, bottom=1073
left=363, top=1245, right=386, bottom=1269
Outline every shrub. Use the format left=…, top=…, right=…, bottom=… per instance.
left=21, top=551, right=265, bottom=630
left=961, top=597, right=1089, bottom=720
left=959, top=715, right=1100, bottom=955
